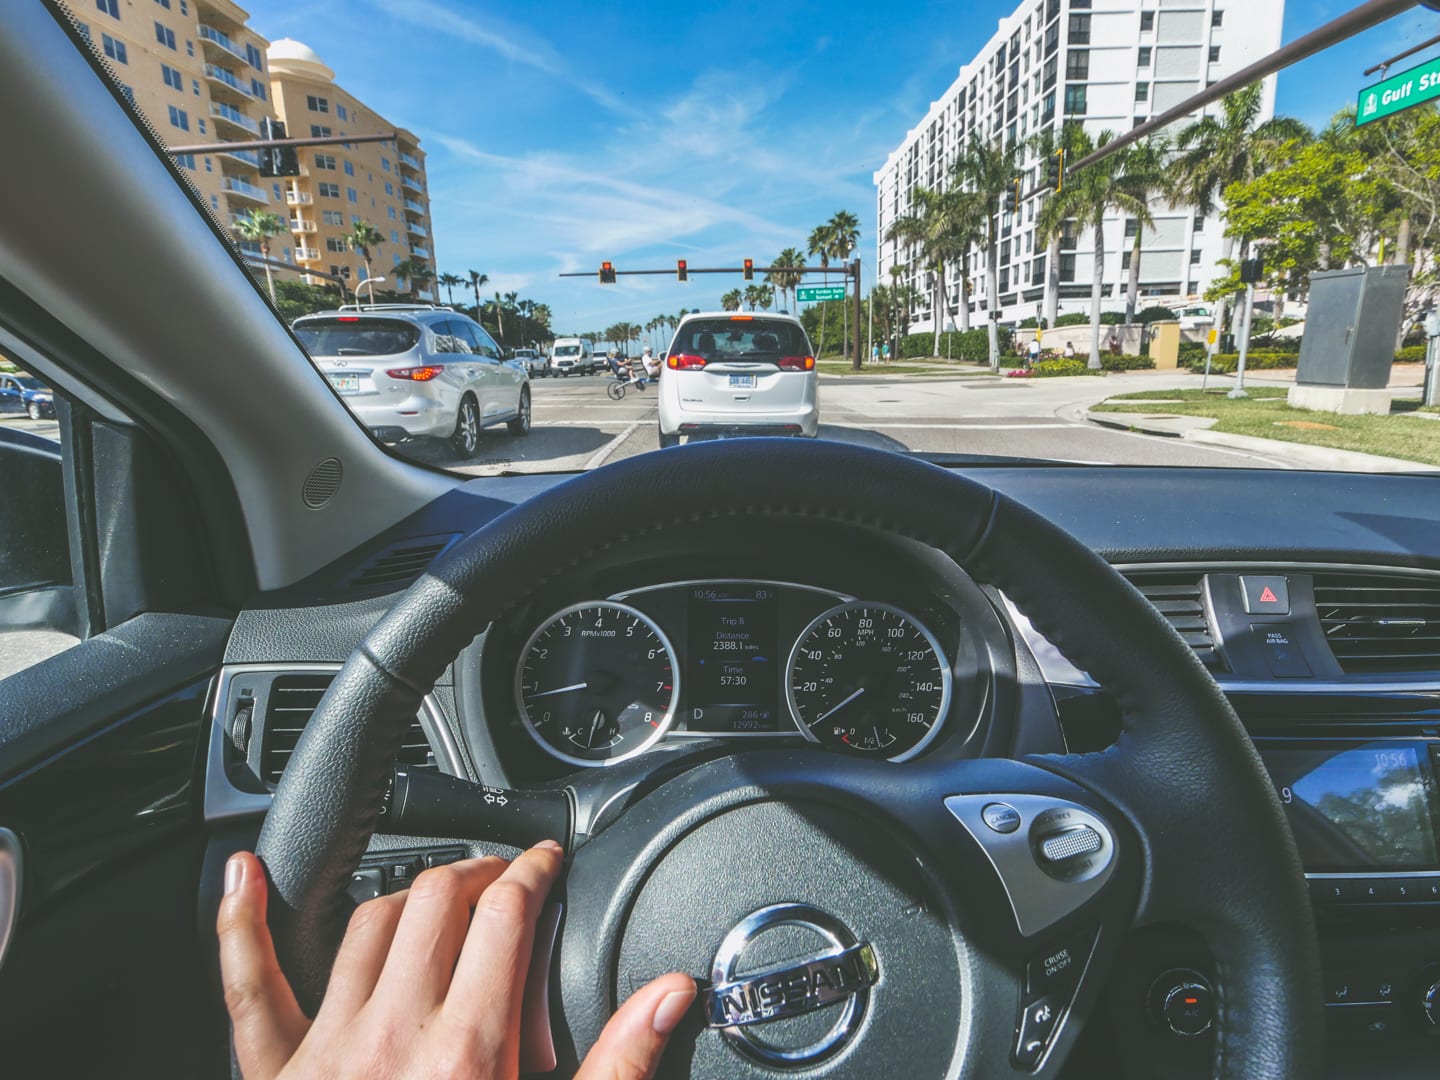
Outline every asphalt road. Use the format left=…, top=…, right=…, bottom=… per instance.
left=0, top=369, right=1314, bottom=476
left=396, top=369, right=1307, bottom=476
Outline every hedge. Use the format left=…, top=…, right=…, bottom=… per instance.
left=902, top=328, right=1013, bottom=361
left=1101, top=353, right=1155, bottom=371
left=1030, top=358, right=1102, bottom=377
left=1185, top=351, right=1298, bottom=374
left=1396, top=345, right=1427, bottom=363
left=1136, top=306, right=1179, bottom=324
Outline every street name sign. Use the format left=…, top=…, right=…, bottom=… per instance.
left=1357, top=57, right=1440, bottom=126
left=797, top=285, right=846, bottom=302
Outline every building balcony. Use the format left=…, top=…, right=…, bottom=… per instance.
left=221, top=146, right=262, bottom=169
left=403, top=197, right=426, bottom=215
left=399, top=151, right=421, bottom=170
left=410, top=245, right=430, bottom=259
left=204, top=63, right=256, bottom=101
left=406, top=221, right=427, bottom=238
left=401, top=173, right=425, bottom=194
left=416, top=288, right=435, bottom=301
left=285, top=189, right=312, bottom=205
left=211, top=101, right=259, bottom=135
left=198, top=24, right=249, bottom=64
left=222, top=176, right=269, bottom=204
left=294, top=246, right=321, bottom=261
left=290, top=219, right=316, bottom=234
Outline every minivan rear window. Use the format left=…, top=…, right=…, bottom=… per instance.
left=294, top=318, right=421, bottom=356
left=670, top=318, right=810, bottom=361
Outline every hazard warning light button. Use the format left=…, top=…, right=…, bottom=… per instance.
left=1240, top=576, right=1290, bottom=615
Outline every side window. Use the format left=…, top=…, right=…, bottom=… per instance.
left=446, top=320, right=482, bottom=356
left=430, top=322, right=460, bottom=354
left=473, top=325, right=503, bottom=360
left=0, top=351, right=78, bottom=678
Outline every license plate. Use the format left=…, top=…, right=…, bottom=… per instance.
left=329, top=374, right=359, bottom=392
left=728, top=374, right=756, bottom=389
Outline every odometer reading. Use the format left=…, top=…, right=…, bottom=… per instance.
left=787, top=602, right=950, bottom=761
left=515, top=602, right=679, bottom=767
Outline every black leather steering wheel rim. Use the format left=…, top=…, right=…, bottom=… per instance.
left=256, top=438, right=1322, bottom=1078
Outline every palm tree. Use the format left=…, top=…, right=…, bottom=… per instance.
left=885, top=186, right=982, bottom=356
left=490, top=292, right=508, bottom=345
left=392, top=257, right=421, bottom=298
left=721, top=289, right=743, bottom=312
left=1175, top=84, right=1311, bottom=338
left=233, top=208, right=287, bottom=303
left=466, top=270, right=489, bottom=321
left=438, top=271, right=463, bottom=308
left=768, top=247, right=806, bottom=312
left=406, top=261, right=435, bottom=301
left=1041, top=127, right=1154, bottom=367
left=828, top=210, right=861, bottom=362
left=807, top=224, right=835, bottom=354
left=952, top=134, right=1024, bottom=370
left=345, top=222, right=386, bottom=289
left=1119, top=137, right=1173, bottom=325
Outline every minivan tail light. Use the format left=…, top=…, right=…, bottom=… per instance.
left=386, top=365, right=445, bottom=381
left=777, top=355, right=815, bottom=371
left=668, top=354, right=707, bottom=370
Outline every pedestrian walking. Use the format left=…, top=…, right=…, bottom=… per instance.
left=871, top=343, right=880, bottom=365
left=881, top=342, right=890, bottom=363
left=1027, top=336, right=1041, bottom=367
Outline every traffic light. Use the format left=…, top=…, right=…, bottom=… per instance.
left=677, top=259, right=688, bottom=282
left=743, top=258, right=754, bottom=281
left=1239, top=256, right=1264, bottom=284
left=1046, top=148, right=1065, bottom=193
left=258, top=117, right=300, bottom=178
left=1004, top=179, right=1020, bottom=214
left=599, top=261, right=616, bottom=284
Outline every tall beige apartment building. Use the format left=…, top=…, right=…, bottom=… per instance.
left=60, top=0, right=436, bottom=299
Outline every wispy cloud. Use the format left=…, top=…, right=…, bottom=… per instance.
left=367, top=0, right=636, bottom=115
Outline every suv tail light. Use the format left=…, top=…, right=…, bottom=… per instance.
left=777, top=355, right=815, bottom=371
left=668, top=354, right=707, bottom=370
left=385, top=365, right=445, bottom=381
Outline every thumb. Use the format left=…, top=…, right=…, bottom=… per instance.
left=574, top=973, right=696, bottom=1080
left=216, top=851, right=310, bottom=1080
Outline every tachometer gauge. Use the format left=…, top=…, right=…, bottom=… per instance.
left=787, top=602, right=950, bottom=761
left=516, top=601, right=680, bottom=767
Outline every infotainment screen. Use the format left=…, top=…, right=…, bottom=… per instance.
left=1260, top=741, right=1440, bottom=870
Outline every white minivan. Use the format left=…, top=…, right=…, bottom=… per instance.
left=658, top=312, right=818, bottom=447
left=549, top=337, right=594, bottom=377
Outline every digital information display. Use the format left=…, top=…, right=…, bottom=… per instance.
left=1261, top=741, right=1440, bottom=869
left=684, top=584, right=782, bottom=733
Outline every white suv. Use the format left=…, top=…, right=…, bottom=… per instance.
left=295, top=306, right=531, bottom=458
left=657, top=312, right=818, bottom=447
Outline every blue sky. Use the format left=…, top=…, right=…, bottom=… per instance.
left=242, top=0, right=1440, bottom=335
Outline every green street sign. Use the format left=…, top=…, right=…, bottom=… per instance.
left=1357, top=56, right=1440, bottom=126
left=797, top=285, right=846, bottom=302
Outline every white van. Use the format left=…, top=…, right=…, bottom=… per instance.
left=549, top=338, right=594, bottom=377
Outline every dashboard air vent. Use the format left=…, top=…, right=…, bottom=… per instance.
left=1314, top=573, right=1440, bottom=674
left=344, top=534, right=458, bottom=593
left=260, top=672, right=436, bottom=786
left=1125, top=572, right=1225, bottom=671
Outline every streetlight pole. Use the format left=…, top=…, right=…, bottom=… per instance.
left=356, top=275, right=386, bottom=308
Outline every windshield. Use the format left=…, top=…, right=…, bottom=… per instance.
left=36, top=0, right=1440, bottom=477
left=295, top=318, right=421, bottom=357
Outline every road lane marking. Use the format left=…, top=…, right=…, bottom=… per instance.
left=584, top=423, right=640, bottom=469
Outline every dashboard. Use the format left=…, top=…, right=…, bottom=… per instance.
left=207, top=466, right=1440, bottom=1079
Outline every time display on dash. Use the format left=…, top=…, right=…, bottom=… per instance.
left=685, top=584, right=781, bottom=733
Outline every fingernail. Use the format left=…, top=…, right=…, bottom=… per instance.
left=224, top=854, right=245, bottom=896
left=652, top=988, right=695, bottom=1035
left=536, top=839, right=564, bottom=853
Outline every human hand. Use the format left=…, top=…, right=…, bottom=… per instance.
left=218, top=842, right=695, bottom=1079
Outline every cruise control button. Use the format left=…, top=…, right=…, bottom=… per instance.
left=982, top=802, right=1021, bottom=834
left=1025, top=927, right=1098, bottom=1004
left=1039, top=826, right=1103, bottom=864
left=1013, top=995, right=1061, bottom=1068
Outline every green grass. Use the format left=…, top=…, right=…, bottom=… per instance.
left=814, top=359, right=995, bottom=377
left=1094, top=389, right=1440, bottom=466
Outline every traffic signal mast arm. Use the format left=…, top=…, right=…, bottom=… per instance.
left=164, top=130, right=398, bottom=155
left=561, top=264, right=861, bottom=279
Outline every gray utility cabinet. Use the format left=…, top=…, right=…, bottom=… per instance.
left=1296, top=266, right=1409, bottom=388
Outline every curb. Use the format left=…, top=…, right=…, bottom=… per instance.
left=1082, top=409, right=1439, bottom=473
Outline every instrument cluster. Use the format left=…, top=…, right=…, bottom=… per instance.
left=510, top=580, right=967, bottom=767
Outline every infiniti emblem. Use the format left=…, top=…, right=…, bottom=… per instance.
left=702, top=903, right=878, bottom=1065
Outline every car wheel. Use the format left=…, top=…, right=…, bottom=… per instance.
left=450, top=396, right=481, bottom=458
left=658, top=429, right=680, bottom=448
left=507, top=388, right=532, bottom=436
left=27, top=402, right=42, bottom=420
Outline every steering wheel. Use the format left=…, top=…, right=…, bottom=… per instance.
left=255, top=439, right=1322, bottom=1078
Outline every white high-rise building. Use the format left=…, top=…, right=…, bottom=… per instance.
left=874, top=0, right=1284, bottom=333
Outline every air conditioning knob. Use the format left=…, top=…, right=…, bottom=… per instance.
left=1148, top=969, right=1215, bottom=1038
left=1423, top=978, right=1440, bottom=1027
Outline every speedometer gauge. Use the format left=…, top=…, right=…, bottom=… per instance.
left=787, top=602, right=951, bottom=761
left=516, top=602, right=679, bottom=767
